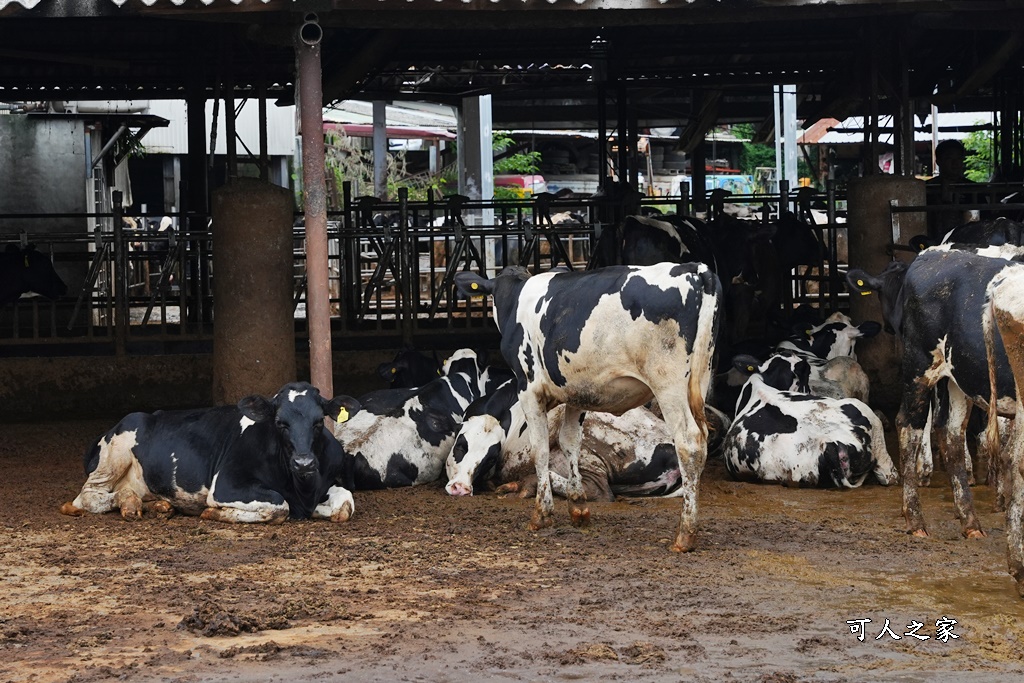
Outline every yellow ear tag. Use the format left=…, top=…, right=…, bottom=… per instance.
left=471, top=282, right=479, bottom=290
left=336, top=407, right=349, bottom=423
left=24, top=256, right=30, bottom=268
left=391, top=367, right=397, bottom=374
left=856, top=279, right=864, bottom=286
left=860, top=291, right=872, bottom=296
left=805, top=329, right=812, bottom=336
left=746, top=365, right=755, bottom=372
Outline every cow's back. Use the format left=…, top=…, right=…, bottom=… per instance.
left=506, top=262, right=719, bottom=413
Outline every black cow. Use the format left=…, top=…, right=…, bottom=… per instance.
left=1, top=243, right=68, bottom=306
left=455, top=262, right=721, bottom=552
left=908, top=216, right=1024, bottom=252
left=377, top=346, right=442, bottom=389
left=846, top=244, right=1023, bottom=538
left=60, top=383, right=361, bottom=523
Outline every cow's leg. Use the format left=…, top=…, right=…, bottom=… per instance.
left=941, top=383, right=985, bottom=538
left=918, top=404, right=934, bottom=487
left=522, top=392, right=555, bottom=530
left=1007, top=400, right=1024, bottom=596
left=312, top=485, right=355, bottom=523
left=202, top=480, right=290, bottom=524
left=558, top=406, right=589, bottom=527
left=659, top=395, right=707, bottom=553
left=61, top=432, right=148, bottom=517
left=898, top=378, right=932, bottom=537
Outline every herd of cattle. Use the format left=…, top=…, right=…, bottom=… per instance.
left=9, top=205, right=1024, bottom=595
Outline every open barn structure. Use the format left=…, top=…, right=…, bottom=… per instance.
left=7, top=3, right=1024, bottom=681
left=4, top=0, right=1024, bottom=415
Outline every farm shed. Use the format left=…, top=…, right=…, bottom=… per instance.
left=4, top=0, right=1024, bottom=414
left=4, top=3, right=1024, bottom=682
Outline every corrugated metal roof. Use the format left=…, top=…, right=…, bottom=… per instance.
left=107, top=0, right=273, bottom=5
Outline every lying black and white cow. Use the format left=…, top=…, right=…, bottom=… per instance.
left=775, top=311, right=881, bottom=361
left=982, top=267, right=1024, bottom=595
left=336, top=348, right=489, bottom=489
left=60, top=383, right=361, bottom=523
left=722, top=354, right=897, bottom=488
left=847, top=244, right=1023, bottom=538
left=455, top=262, right=721, bottom=552
left=1, top=243, right=68, bottom=306
left=444, top=379, right=729, bottom=500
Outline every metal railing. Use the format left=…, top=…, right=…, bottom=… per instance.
left=1, top=184, right=851, bottom=355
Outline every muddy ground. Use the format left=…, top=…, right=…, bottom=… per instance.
left=3, top=418, right=1024, bottom=683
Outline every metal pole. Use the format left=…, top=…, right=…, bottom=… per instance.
left=112, top=190, right=127, bottom=356
left=296, top=14, right=334, bottom=398
left=258, top=79, right=269, bottom=182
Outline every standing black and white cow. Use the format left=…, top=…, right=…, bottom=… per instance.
left=1, top=243, right=68, bottom=305
left=846, top=244, right=1023, bottom=538
left=722, top=354, right=897, bottom=488
left=455, top=262, right=721, bottom=552
left=336, top=348, right=489, bottom=489
left=60, top=383, right=361, bottom=523
left=444, top=379, right=719, bottom=500
left=982, top=267, right=1024, bottom=596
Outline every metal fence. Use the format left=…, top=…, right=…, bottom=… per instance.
left=1, top=185, right=851, bottom=355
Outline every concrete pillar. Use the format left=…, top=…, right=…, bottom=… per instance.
left=847, top=174, right=926, bottom=412
left=212, top=178, right=297, bottom=404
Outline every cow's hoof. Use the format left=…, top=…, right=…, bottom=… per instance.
left=570, top=506, right=590, bottom=527
left=199, top=508, right=217, bottom=521
left=59, top=502, right=84, bottom=517
left=964, top=528, right=987, bottom=539
left=494, top=482, right=520, bottom=496
left=908, top=528, right=929, bottom=538
left=528, top=510, right=554, bottom=531
left=146, top=500, right=174, bottom=518
left=331, top=501, right=354, bottom=523
left=120, top=497, right=143, bottom=520
left=671, top=532, right=697, bottom=553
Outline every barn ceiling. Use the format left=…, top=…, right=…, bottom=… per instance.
left=2, top=0, right=1024, bottom=135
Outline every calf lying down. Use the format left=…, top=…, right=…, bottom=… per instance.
left=445, top=380, right=731, bottom=500
left=722, top=355, right=897, bottom=488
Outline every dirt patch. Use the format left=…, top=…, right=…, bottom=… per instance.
left=2, top=417, right=1024, bottom=682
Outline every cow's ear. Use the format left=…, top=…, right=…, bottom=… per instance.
left=845, top=269, right=882, bottom=296
left=325, top=395, right=361, bottom=424
left=908, top=235, right=936, bottom=252
left=454, top=271, right=494, bottom=298
left=732, top=354, right=761, bottom=376
left=856, top=321, right=882, bottom=338
left=238, top=395, right=275, bottom=422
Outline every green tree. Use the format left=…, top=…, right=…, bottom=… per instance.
left=962, top=125, right=995, bottom=183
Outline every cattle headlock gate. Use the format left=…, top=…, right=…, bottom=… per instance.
left=1, top=183, right=850, bottom=357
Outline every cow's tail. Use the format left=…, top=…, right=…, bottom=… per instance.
left=689, top=266, right=723, bottom=443
left=982, top=275, right=1005, bottom=485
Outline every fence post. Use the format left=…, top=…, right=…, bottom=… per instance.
left=112, top=190, right=128, bottom=356
left=398, top=187, right=414, bottom=344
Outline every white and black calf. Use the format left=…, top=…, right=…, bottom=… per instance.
left=1, top=243, right=68, bottom=306
left=60, top=383, right=361, bottom=523
left=847, top=244, right=1023, bottom=538
left=444, top=379, right=700, bottom=500
left=336, top=348, right=488, bottom=489
left=723, top=355, right=897, bottom=488
left=455, top=262, right=721, bottom=552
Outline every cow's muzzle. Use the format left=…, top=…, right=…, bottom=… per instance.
left=291, top=455, right=318, bottom=478
left=445, top=480, right=473, bottom=497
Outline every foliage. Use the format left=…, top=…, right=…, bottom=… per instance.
left=962, top=125, right=994, bottom=183
left=492, top=133, right=542, bottom=175
left=322, top=130, right=447, bottom=207
left=732, top=123, right=816, bottom=187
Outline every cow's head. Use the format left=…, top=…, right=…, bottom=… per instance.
left=845, top=261, right=909, bottom=335
left=8, top=244, right=68, bottom=301
left=238, top=383, right=361, bottom=480
left=790, top=312, right=881, bottom=360
left=454, top=267, right=531, bottom=333
left=444, top=380, right=517, bottom=496
left=732, top=353, right=810, bottom=414
left=377, top=345, right=441, bottom=388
